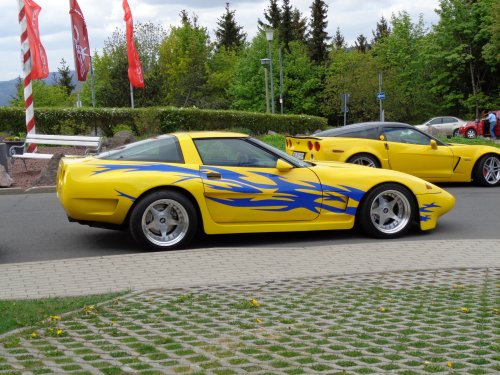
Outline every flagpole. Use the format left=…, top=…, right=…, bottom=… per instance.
left=130, top=82, right=135, bottom=108
left=89, top=55, right=96, bottom=108
left=17, top=0, right=37, bottom=153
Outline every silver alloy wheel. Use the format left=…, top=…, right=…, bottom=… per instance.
left=466, top=129, right=477, bottom=139
left=482, top=156, right=500, bottom=185
left=351, top=156, right=377, bottom=167
left=369, top=189, right=412, bottom=235
left=141, top=198, right=189, bottom=247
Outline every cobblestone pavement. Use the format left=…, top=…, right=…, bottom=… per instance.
left=0, top=268, right=499, bottom=374
left=1, top=240, right=499, bottom=300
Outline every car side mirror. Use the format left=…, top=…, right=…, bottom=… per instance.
left=430, top=139, right=438, bottom=149
left=276, top=159, right=293, bottom=171
left=379, top=135, right=385, bottom=141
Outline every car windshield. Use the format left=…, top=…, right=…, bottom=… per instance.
left=96, top=135, right=184, bottom=163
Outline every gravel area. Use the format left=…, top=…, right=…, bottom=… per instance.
left=8, top=147, right=86, bottom=190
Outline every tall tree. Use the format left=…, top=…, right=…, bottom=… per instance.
left=258, top=0, right=281, bottom=30
left=215, top=2, right=246, bottom=51
left=291, top=8, right=307, bottom=43
left=57, top=58, right=75, bottom=96
left=332, top=27, right=346, bottom=49
left=355, top=34, right=369, bottom=53
left=372, top=16, right=391, bottom=44
left=308, top=0, right=330, bottom=64
left=159, top=14, right=212, bottom=107
left=280, top=0, right=293, bottom=51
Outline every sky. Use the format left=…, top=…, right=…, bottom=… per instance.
left=0, top=0, right=440, bottom=81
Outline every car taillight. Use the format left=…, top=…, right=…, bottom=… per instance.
left=307, top=141, right=313, bottom=150
left=314, top=142, right=320, bottom=151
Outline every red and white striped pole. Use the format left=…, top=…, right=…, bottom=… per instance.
left=17, top=0, right=37, bottom=153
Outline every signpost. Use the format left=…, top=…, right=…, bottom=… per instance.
left=340, top=93, right=350, bottom=126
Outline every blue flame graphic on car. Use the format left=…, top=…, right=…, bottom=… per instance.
left=419, top=202, right=441, bottom=222
left=91, top=163, right=365, bottom=215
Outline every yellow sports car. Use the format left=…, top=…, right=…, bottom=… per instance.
left=286, top=122, right=500, bottom=187
left=57, top=131, right=454, bottom=250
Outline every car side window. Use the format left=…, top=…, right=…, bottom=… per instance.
left=337, top=128, right=379, bottom=140
left=443, top=117, right=455, bottom=123
left=194, top=138, right=278, bottom=168
left=98, top=136, right=184, bottom=163
left=428, top=118, right=442, bottom=125
left=383, top=128, right=431, bottom=145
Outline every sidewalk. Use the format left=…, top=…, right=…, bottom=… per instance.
left=1, top=239, right=499, bottom=300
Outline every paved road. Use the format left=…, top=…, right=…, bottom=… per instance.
left=0, top=185, right=499, bottom=264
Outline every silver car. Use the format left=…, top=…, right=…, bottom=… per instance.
left=415, top=116, right=466, bottom=137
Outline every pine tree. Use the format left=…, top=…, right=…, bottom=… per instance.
left=308, top=0, right=330, bottom=64
left=258, top=0, right=281, bottom=30
left=372, top=16, right=391, bottom=44
left=332, top=27, right=346, bottom=49
left=291, top=8, right=307, bottom=43
left=215, top=3, right=246, bottom=51
left=355, top=34, right=369, bottom=53
left=280, top=0, right=293, bottom=51
left=57, top=58, right=75, bottom=96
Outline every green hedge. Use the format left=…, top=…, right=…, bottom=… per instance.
left=0, top=107, right=327, bottom=137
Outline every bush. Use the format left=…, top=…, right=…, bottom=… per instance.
left=0, top=107, right=327, bottom=137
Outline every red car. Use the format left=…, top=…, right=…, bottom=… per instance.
left=459, top=110, right=500, bottom=139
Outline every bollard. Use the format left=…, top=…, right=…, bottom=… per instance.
left=0, top=143, right=8, bottom=171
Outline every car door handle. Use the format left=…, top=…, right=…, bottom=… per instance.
left=384, top=143, right=389, bottom=150
left=205, top=172, right=221, bottom=179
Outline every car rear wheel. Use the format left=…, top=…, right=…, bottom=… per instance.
left=473, top=155, right=500, bottom=187
left=129, top=190, right=198, bottom=250
left=452, top=129, right=460, bottom=137
left=358, top=184, right=415, bottom=239
left=347, top=153, right=380, bottom=168
left=465, top=128, right=477, bottom=139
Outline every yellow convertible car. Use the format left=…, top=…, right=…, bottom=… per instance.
left=286, top=122, right=500, bottom=187
left=57, top=132, right=454, bottom=250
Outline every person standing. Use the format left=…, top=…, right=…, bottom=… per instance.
left=487, top=111, right=497, bottom=140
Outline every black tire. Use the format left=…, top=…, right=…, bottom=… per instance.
left=472, top=154, right=500, bottom=187
left=347, top=153, right=380, bottom=168
left=465, top=128, right=477, bottom=139
left=129, top=190, right=198, bottom=250
left=452, top=129, right=460, bottom=137
left=357, top=183, right=415, bottom=239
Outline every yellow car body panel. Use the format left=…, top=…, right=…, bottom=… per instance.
left=57, top=132, right=454, bottom=240
left=286, top=136, right=500, bottom=183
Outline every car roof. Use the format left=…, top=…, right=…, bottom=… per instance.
left=314, top=121, right=412, bottom=136
left=174, top=131, right=250, bottom=139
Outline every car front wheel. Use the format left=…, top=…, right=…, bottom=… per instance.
left=358, top=184, right=415, bottom=239
left=473, top=155, right=500, bottom=187
left=466, top=128, right=477, bottom=139
left=347, top=153, right=380, bottom=168
left=129, top=190, right=198, bottom=250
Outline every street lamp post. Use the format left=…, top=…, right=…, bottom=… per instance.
left=260, top=58, right=270, bottom=113
left=265, top=29, right=275, bottom=114
left=279, top=47, right=283, bottom=114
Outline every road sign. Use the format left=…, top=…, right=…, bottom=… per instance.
left=377, top=92, right=385, bottom=100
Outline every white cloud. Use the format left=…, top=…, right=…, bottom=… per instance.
left=0, top=0, right=439, bottom=81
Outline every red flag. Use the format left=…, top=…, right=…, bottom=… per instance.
left=122, top=0, right=144, bottom=88
left=69, top=0, right=90, bottom=81
left=24, top=0, right=49, bottom=79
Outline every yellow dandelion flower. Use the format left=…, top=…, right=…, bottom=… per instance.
left=423, top=361, right=430, bottom=367
left=451, top=284, right=457, bottom=289
left=31, top=332, right=38, bottom=338
left=250, top=299, right=260, bottom=307
left=379, top=306, right=386, bottom=312
left=49, top=315, right=61, bottom=321
left=256, top=318, right=262, bottom=323
left=447, top=361, right=453, bottom=368
left=56, top=329, right=63, bottom=336
left=492, top=308, right=499, bottom=315
left=460, top=307, right=470, bottom=313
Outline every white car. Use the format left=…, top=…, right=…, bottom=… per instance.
left=415, top=116, right=467, bottom=137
